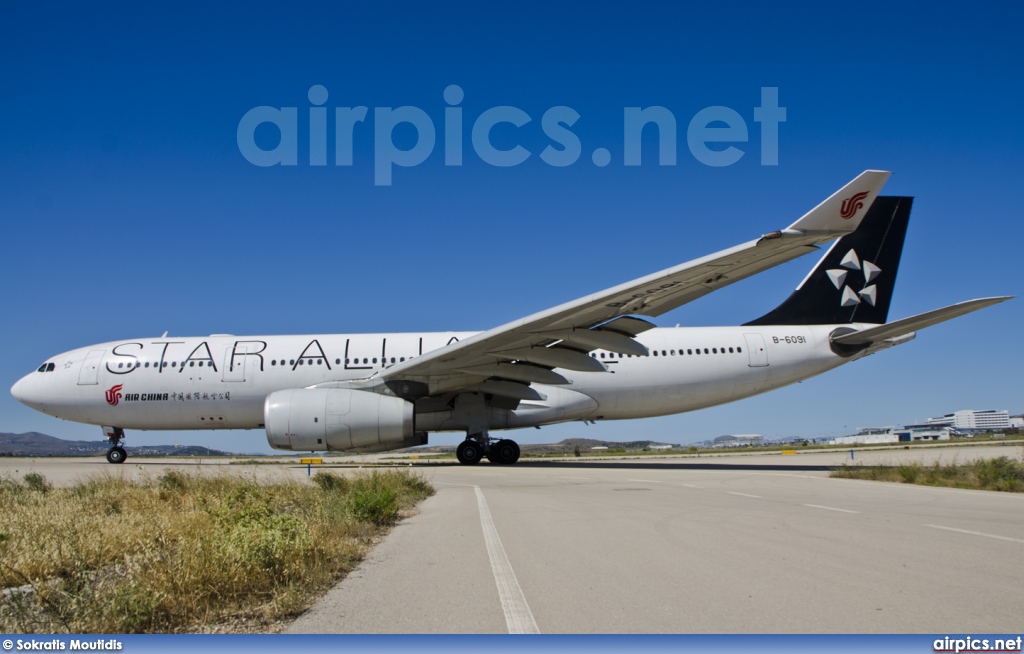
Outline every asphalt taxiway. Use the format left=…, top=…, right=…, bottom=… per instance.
left=286, top=446, right=1024, bottom=633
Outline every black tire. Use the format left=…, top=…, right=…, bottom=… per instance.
left=456, top=440, right=482, bottom=465
left=106, top=447, right=127, bottom=464
left=493, top=439, right=520, bottom=465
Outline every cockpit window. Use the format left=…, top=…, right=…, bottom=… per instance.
left=37, top=364, right=47, bottom=372
left=46, top=363, right=55, bottom=372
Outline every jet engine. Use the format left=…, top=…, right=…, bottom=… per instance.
left=265, top=388, right=422, bottom=453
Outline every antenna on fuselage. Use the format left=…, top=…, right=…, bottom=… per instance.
left=161, top=331, right=168, bottom=338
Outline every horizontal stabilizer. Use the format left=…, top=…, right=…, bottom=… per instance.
left=830, top=297, right=1013, bottom=345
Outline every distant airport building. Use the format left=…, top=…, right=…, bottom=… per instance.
left=829, top=425, right=952, bottom=445
left=1011, top=415, right=1024, bottom=429
left=927, top=409, right=1010, bottom=431
left=713, top=434, right=763, bottom=447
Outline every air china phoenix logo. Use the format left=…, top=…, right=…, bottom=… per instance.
left=840, top=191, right=870, bottom=219
left=826, top=249, right=881, bottom=308
left=105, top=384, right=124, bottom=406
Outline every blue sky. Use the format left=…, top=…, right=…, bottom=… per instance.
left=1, top=2, right=1021, bottom=453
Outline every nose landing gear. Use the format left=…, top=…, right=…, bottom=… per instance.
left=102, top=426, right=127, bottom=464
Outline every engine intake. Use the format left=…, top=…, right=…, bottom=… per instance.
left=265, top=388, right=417, bottom=453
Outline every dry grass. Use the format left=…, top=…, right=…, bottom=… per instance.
left=831, top=456, right=1024, bottom=492
left=0, top=469, right=433, bottom=633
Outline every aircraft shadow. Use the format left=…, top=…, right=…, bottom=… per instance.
left=511, top=460, right=837, bottom=472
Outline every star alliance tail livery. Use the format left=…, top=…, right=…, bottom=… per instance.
left=11, top=172, right=1011, bottom=464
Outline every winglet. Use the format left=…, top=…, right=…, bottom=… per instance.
left=786, top=170, right=891, bottom=234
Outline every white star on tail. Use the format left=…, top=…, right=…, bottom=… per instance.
left=831, top=249, right=881, bottom=308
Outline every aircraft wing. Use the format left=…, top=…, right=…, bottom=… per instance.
left=830, top=297, right=1013, bottom=345
left=377, top=171, right=891, bottom=396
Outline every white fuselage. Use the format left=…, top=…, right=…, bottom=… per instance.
left=12, top=324, right=870, bottom=442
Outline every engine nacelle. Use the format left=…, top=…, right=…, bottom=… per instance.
left=265, top=388, right=416, bottom=453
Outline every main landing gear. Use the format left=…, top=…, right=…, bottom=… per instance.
left=456, top=433, right=520, bottom=465
left=102, top=426, right=127, bottom=464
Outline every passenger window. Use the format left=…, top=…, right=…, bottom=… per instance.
left=372, top=358, right=378, bottom=364
left=317, top=359, right=322, bottom=365
left=695, top=349, right=700, bottom=355
left=289, top=359, right=295, bottom=365
left=737, top=347, right=742, bottom=353
left=363, top=358, right=368, bottom=364
left=400, top=357, right=405, bottom=362
left=391, top=357, right=396, bottom=363
left=600, top=353, right=605, bottom=358
left=653, top=351, right=658, bottom=356
left=704, top=349, right=709, bottom=354
left=662, top=350, right=667, bottom=356
left=335, top=359, right=341, bottom=365
left=687, top=349, right=692, bottom=355
left=729, top=347, right=734, bottom=353
left=712, top=348, right=717, bottom=354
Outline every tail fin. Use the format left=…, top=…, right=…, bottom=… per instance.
left=745, top=196, right=913, bottom=326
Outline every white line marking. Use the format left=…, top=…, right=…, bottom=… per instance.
left=727, top=491, right=762, bottom=498
left=923, top=524, right=1024, bottom=544
left=628, top=479, right=662, bottom=483
left=802, top=503, right=860, bottom=514
left=474, top=486, right=540, bottom=634
left=558, top=476, right=591, bottom=480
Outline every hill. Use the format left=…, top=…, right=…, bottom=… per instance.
left=0, top=432, right=235, bottom=457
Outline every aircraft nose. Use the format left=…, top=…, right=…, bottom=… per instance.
left=11, top=374, right=36, bottom=407
left=11, top=376, right=26, bottom=402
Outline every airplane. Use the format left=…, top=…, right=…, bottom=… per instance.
left=10, top=171, right=1011, bottom=465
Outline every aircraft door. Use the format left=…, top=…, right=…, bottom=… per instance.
left=743, top=333, right=769, bottom=367
left=223, top=346, right=247, bottom=382
left=78, top=350, right=105, bottom=385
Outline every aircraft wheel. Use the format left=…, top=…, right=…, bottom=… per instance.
left=508, top=440, right=520, bottom=464
left=492, top=439, right=520, bottom=465
left=106, top=447, right=127, bottom=464
left=456, top=440, right=483, bottom=465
